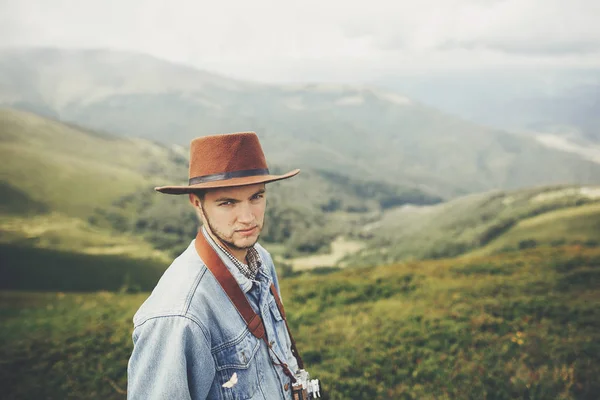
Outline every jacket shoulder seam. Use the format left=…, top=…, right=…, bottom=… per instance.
left=134, top=314, right=211, bottom=345
left=182, top=264, right=207, bottom=315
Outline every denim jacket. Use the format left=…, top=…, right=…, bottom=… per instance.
left=127, top=227, right=299, bottom=399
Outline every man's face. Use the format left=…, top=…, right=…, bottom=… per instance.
left=193, top=183, right=266, bottom=251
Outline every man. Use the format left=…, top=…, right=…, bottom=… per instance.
left=127, top=132, right=315, bottom=399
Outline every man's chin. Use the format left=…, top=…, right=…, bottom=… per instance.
left=233, top=233, right=260, bottom=249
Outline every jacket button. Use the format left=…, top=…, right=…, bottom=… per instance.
left=284, top=383, right=289, bottom=391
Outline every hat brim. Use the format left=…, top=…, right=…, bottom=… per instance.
left=154, top=169, right=300, bottom=194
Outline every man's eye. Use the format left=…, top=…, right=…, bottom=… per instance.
left=218, top=201, right=233, bottom=206
left=252, top=194, right=264, bottom=200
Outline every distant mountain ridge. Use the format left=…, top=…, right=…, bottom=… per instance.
left=2, top=47, right=600, bottom=198
left=379, top=69, right=600, bottom=143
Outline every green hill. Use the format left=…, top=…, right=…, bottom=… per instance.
left=0, top=108, right=187, bottom=288
left=0, top=108, right=439, bottom=282
left=469, top=201, right=600, bottom=257
left=2, top=48, right=600, bottom=198
left=0, top=108, right=182, bottom=262
left=0, top=107, right=185, bottom=217
left=348, top=185, right=600, bottom=266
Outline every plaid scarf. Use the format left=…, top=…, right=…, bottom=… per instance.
left=214, top=241, right=262, bottom=280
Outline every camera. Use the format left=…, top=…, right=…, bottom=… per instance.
left=291, top=369, right=320, bottom=399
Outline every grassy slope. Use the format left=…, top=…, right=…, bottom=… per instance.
left=0, top=108, right=184, bottom=260
left=1, top=245, right=598, bottom=399
left=0, top=107, right=182, bottom=217
left=0, top=213, right=170, bottom=262
left=0, top=244, right=167, bottom=292
left=468, top=202, right=600, bottom=257
left=349, top=185, right=600, bottom=266
left=0, top=108, right=183, bottom=290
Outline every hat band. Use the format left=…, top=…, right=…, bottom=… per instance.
left=189, top=168, right=270, bottom=185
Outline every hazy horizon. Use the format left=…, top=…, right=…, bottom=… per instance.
left=2, top=0, right=599, bottom=84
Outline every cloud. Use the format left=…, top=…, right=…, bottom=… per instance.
left=429, top=0, right=600, bottom=56
left=439, top=39, right=600, bottom=56
left=1, top=0, right=599, bottom=82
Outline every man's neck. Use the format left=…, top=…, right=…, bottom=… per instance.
left=206, top=229, right=248, bottom=264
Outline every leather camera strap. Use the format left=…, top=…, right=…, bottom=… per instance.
left=195, top=231, right=304, bottom=377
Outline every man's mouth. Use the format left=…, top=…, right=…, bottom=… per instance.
left=236, top=226, right=258, bottom=236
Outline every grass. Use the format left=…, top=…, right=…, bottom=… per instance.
left=0, top=143, right=149, bottom=217
left=468, top=202, right=600, bottom=257
left=0, top=212, right=171, bottom=262
left=350, top=185, right=600, bottom=266
left=0, top=107, right=183, bottom=265
left=0, top=290, right=143, bottom=399
left=289, top=246, right=600, bottom=399
left=0, top=244, right=166, bottom=292
left=1, top=245, right=599, bottom=399
left=0, top=108, right=183, bottom=218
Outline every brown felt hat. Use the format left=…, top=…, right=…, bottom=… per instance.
left=155, top=132, right=300, bottom=194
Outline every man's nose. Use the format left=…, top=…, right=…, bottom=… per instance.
left=237, top=203, right=254, bottom=224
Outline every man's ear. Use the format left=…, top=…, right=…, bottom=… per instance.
left=189, top=193, right=201, bottom=207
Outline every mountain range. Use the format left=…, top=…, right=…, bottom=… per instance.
left=379, top=68, right=600, bottom=143
left=2, top=47, right=600, bottom=199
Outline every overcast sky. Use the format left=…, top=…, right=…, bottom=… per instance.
left=1, top=0, right=599, bottom=83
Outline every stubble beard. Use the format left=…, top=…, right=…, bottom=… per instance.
left=204, top=214, right=261, bottom=251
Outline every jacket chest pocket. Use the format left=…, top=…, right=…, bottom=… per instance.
left=268, top=299, right=284, bottom=323
left=214, top=330, right=264, bottom=400
left=268, top=299, right=293, bottom=359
